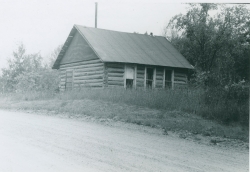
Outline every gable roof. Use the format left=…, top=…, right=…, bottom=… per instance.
left=53, top=25, right=193, bottom=69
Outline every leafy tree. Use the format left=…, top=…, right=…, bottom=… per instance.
left=0, top=44, right=61, bottom=92
left=164, top=4, right=249, bottom=124
left=15, top=45, right=61, bottom=92
left=1, top=44, right=43, bottom=91
left=165, top=4, right=250, bottom=87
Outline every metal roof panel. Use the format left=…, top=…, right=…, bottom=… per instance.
left=53, top=25, right=193, bottom=69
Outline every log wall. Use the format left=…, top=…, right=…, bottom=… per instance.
left=174, top=69, right=188, bottom=88
left=155, top=67, right=164, bottom=89
left=136, top=65, right=145, bottom=88
left=58, top=60, right=188, bottom=91
left=104, top=63, right=125, bottom=88
left=59, top=59, right=104, bottom=91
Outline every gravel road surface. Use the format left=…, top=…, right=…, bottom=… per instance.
left=0, top=110, right=248, bottom=172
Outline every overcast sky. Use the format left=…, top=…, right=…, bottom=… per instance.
left=0, top=0, right=248, bottom=71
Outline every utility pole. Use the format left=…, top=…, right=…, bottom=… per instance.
left=95, top=2, right=98, bottom=28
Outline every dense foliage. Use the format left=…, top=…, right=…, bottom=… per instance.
left=165, top=4, right=249, bottom=87
left=0, top=44, right=61, bottom=93
left=164, top=4, right=249, bottom=125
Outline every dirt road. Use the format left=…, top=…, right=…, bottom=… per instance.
left=0, top=110, right=248, bottom=172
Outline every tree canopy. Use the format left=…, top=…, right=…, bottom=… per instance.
left=165, top=4, right=249, bottom=87
left=0, top=44, right=61, bottom=92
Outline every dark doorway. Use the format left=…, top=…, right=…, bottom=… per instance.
left=146, top=68, right=154, bottom=88
left=165, top=70, right=172, bottom=89
left=126, top=79, right=133, bottom=89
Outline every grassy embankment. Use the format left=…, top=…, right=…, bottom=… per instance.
left=0, top=88, right=248, bottom=142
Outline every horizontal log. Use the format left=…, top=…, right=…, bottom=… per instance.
left=74, top=70, right=103, bottom=77
left=60, top=74, right=66, bottom=77
left=61, top=63, right=103, bottom=70
left=106, top=63, right=124, bottom=68
left=137, top=70, right=145, bottom=73
left=66, top=73, right=73, bottom=77
left=175, top=78, right=187, bottom=82
left=108, top=77, right=124, bottom=82
left=74, top=66, right=104, bottom=73
left=73, top=82, right=103, bottom=87
left=137, top=66, right=145, bottom=70
left=175, top=73, right=186, bottom=77
left=156, top=74, right=164, bottom=78
left=156, top=68, right=164, bottom=72
left=155, top=81, right=163, bottom=86
left=174, top=76, right=187, bottom=82
left=156, top=76, right=163, bottom=79
left=108, top=81, right=124, bottom=86
left=136, top=74, right=144, bottom=79
left=108, top=73, right=124, bottom=77
left=107, top=85, right=124, bottom=89
left=73, top=79, right=103, bottom=85
left=137, top=71, right=145, bottom=75
left=66, top=78, right=73, bottom=82
left=59, top=69, right=66, bottom=73
left=60, top=59, right=101, bottom=68
left=74, top=82, right=103, bottom=87
left=60, top=63, right=103, bottom=70
left=156, top=69, right=164, bottom=73
left=136, top=78, right=144, bottom=82
left=155, top=85, right=163, bottom=88
left=156, top=74, right=164, bottom=77
left=174, top=81, right=187, bottom=84
left=107, top=68, right=124, bottom=73
left=74, top=75, right=103, bottom=81
left=175, top=75, right=187, bottom=79
left=136, top=83, right=144, bottom=87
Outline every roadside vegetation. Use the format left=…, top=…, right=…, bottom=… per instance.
left=0, top=87, right=248, bottom=142
left=0, top=4, right=249, bottom=142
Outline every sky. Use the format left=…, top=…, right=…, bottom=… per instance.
left=0, top=0, right=249, bottom=72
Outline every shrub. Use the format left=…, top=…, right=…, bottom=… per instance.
left=203, top=81, right=249, bottom=125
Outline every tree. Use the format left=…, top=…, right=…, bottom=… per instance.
left=1, top=44, right=43, bottom=91
left=0, top=44, right=61, bottom=92
left=15, top=45, right=61, bottom=92
left=165, top=4, right=250, bottom=87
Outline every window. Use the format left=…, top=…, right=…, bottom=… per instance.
left=146, top=68, right=154, bottom=88
left=165, top=70, right=172, bottom=89
left=125, top=66, right=135, bottom=89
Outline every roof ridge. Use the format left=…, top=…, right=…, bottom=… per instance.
left=74, top=24, right=165, bottom=38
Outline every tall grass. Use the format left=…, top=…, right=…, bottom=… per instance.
left=0, top=87, right=248, bottom=141
left=1, top=87, right=248, bottom=126
left=58, top=88, right=204, bottom=113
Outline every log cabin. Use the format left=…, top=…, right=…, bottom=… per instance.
left=52, top=25, right=193, bottom=91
